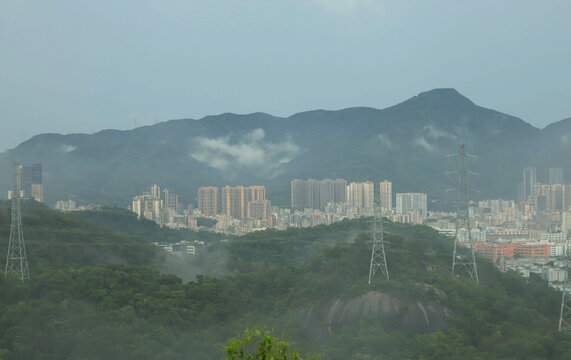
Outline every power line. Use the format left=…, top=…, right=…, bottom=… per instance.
left=452, top=143, right=479, bottom=284
left=369, top=205, right=389, bottom=283
left=4, top=163, right=30, bottom=284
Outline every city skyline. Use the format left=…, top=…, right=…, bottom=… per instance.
left=53, top=168, right=571, bottom=290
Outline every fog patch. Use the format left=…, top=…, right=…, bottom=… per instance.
left=190, top=128, right=300, bottom=178
left=159, top=244, right=231, bottom=282
left=412, top=137, right=438, bottom=153
left=423, top=125, right=457, bottom=141
left=60, top=144, right=77, bottom=153
left=376, top=133, right=394, bottom=150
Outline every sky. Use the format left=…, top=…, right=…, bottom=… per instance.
left=1, top=0, right=570, bottom=151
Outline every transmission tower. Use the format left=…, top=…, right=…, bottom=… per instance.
left=4, top=165, right=30, bottom=284
left=452, top=143, right=479, bottom=284
left=369, top=206, right=389, bottom=283
left=559, top=237, right=571, bottom=332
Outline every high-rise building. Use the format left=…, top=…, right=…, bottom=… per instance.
left=198, top=186, right=218, bottom=216
left=334, top=179, right=347, bottom=203
left=131, top=195, right=144, bottom=218
left=319, top=179, right=335, bottom=210
left=163, top=188, right=178, bottom=212
left=522, top=167, right=536, bottom=202
left=562, top=185, right=571, bottom=212
left=346, top=181, right=374, bottom=211
left=562, top=211, right=571, bottom=234
left=534, top=184, right=563, bottom=211
left=310, top=179, right=320, bottom=209
left=291, top=178, right=347, bottom=210
left=249, top=185, right=266, bottom=202
left=151, top=184, right=161, bottom=199
left=546, top=167, right=564, bottom=184
left=222, top=185, right=266, bottom=219
left=291, top=179, right=309, bottom=210
left=291, top=179, right=317, bottom=210
left=132, top=185, right=184, bottom=225
left=17, top=164, right=43, bottom=202
left=132, top=191, right=163, bottom=225
left=247, top=200, right=271, bottom=220
left=396, top=193, right=427, bottom=218
left=222, top=186, right=245, bottom=218
left=379, top=180, right=392, bottom=214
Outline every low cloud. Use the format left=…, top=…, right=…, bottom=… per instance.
left=190, top=128, right=300, bottom=178
left=377, top=133, right=393, bottom=150
left=412, top=125, right=459, bottom=153
left=412, top=136, right=437, bottom=153
left=59, top=144, right=77, bottom=153
left=423, top=124, right=457, bottom=141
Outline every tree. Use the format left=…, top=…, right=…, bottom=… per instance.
left=225, top=328, right=321, bottom=360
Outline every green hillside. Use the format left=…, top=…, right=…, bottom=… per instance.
left=72, top=207, right=225, bottom=245
left=1, top=205, right=571, bottom=359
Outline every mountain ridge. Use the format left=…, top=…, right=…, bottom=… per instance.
left=1, top=88, right=569, bottom=207
left=9, top=88, right=541, bottom=151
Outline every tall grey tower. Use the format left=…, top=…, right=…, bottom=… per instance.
left=5, top=165, right=30, bottom=284
left=452, top=143, right=479, bottom=284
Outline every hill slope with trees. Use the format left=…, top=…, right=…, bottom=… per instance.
left=1, top=205, right=570, bottom=359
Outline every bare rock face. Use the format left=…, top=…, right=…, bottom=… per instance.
left=299, top=290, right=450, bottom=341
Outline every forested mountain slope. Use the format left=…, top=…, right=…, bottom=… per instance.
left=0, top=205, right=570, bottom=359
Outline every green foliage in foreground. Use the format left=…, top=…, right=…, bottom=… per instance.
left=225, top=328, right=321, bottom=360
left=1, top=206, right=571, bottom=359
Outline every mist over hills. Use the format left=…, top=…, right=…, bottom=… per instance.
left=1, top=88, right=568, bottom=207
left=1, top=204, right=569, bottom=359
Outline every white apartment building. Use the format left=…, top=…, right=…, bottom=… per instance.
left=538, top=232, right=567, bottom=242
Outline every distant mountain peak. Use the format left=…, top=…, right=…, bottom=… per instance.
left=397, top=88, right=476, bottom=108
left=415, top=88, right=474, bottom=106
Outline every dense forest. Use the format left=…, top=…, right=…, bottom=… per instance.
left=1, top=203, right=571, bottom=359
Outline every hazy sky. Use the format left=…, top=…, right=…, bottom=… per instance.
left=1, top=0, right=570, bottom=151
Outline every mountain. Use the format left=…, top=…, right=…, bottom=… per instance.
left=0, top=88, right=565, bottom=207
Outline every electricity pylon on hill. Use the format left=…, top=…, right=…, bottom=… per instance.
left=369, top=205, right=389, bottom=283
left=452, top=143, right=479, bottom=284
left=4, top=164, right=30, bottom=284
left=559, top=237, right=571, bottom=332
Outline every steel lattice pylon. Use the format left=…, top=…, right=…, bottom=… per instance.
left=369, top=206, right=389, bottom=283
left=559, top=239, right=571, bottom=332
left=452, top=143, right=479, bottom=284
left=5, top=169, right=30, bottom=284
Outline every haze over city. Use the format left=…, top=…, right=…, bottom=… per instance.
left=1, top=0, right=570, bottom=151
